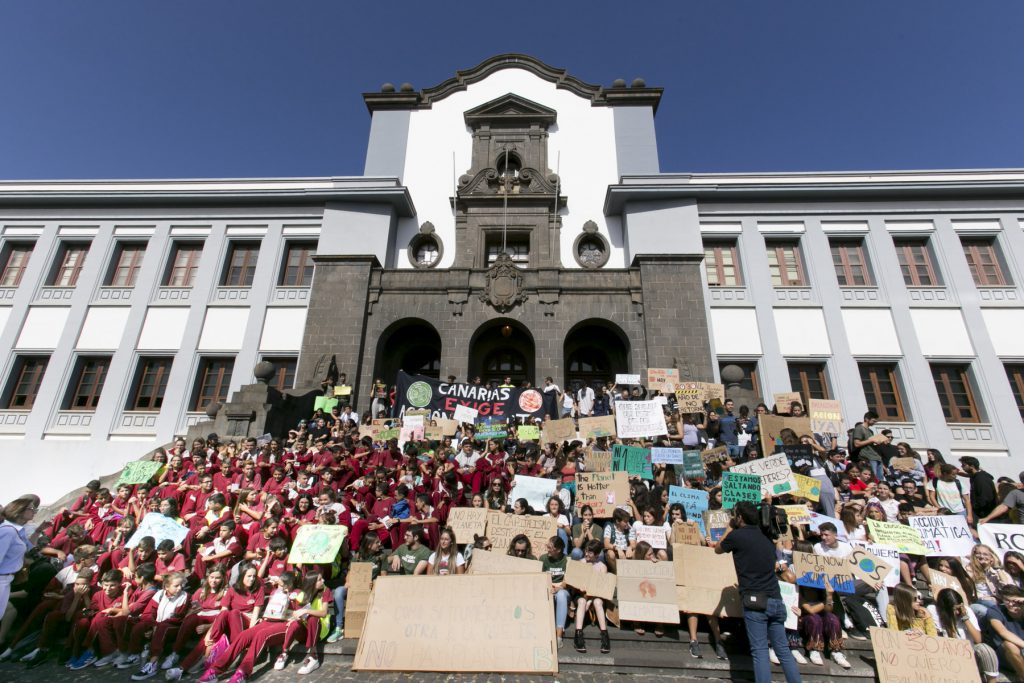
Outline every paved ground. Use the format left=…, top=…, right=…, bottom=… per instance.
left=0, top=659, right=702, bottom=683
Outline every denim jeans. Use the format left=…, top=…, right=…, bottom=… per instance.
left=744, top=598, right=802, bottom=683
left=553, top=588, right=569, bottom=630
left=333, top=585, right=348, bottom=627
left=866, top=458, right=886, bottom=482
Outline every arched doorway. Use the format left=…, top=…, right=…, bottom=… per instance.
left=468, top=319, right=535, bottom=388
left=374, top=319, right=443, bottom=384
left=564, top=320, right=630, bottom=395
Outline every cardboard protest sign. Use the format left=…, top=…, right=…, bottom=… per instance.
left=703, top=510, right=731, bottom=542
left=289, top=524, right=348, bottom=564
left=647, top=368, right=680, bottom=392
left=614, top=400, right=668, bottom=439
left=668, top=486, right=709, bottom=535
left=671, top=521, right=702, bottom=546
left=424, top=425, right=444, bottom=441
left=509, top=475, right=558, bottom=512
left=399, top=425, right=424, bottom=443
left=729, top=453, right=796, bottom=498
left=615, top=374, right=641, bottom=386
left=447, top=507, right=488, bottom=545
left=700, top=445, right=728, bottom=464
left=575, top=471, right=629, bottom=517
left=543, top=417, right=577, bottom=443
left=353, top=574, right=557, bottom=673
left=675, top=383, right=704, bottom=413
left=650, top=447, right=684, bottom=465
left=612, top=444, right=653, bottom=479
left=517, top=425, right=540, bottom=441
left=808, top=399, right=843, bottom=434
left=436, top=417, right=459, bottom=436
left=780, top=581, right=799, bottom=630
left=779, top=505, right=811, bottom=526
left=792, top=473, right=821, bottom=502
left=564, top=560, right=616, bottom=601
left=468, top=548, right=543, bottom=575
left=792, top=548, right=890, bottom=593
left=908, top=515, right=975, bottom=557
left=930, top=570, right=970, bottom=605
left=757, top=415, right=812, bottom=455
left=585, top=449, right=612, bottom=472
left=704, top=383, right=725, bottom=404
left=579, top=415, right=616, bottom=439
left=453, top=404, right=478, bottom=424
left=673, top=544, right=742, bottom=617
left=889, top=457, right=919, bottom=473
left=404, top=414, right=425, bottom=428
left=475, top=418, right=508, bottom=439
left=867, top=519, right=927, bottom=555
left=126, top=512, right=188, bottom=549
left=359, top=424, right=382, bottom=440
left=377, top=427, right=400, bottom=441
left=681, top=450, right=705, bottom=481
left=616, top=560, right=679, bottom=624
left=722, top=471, right=761, bottom=509
left=862, top=543, right=901, bottom=589
left=773, top=392, right=802, bottom=414
left=868, top=627, right=980, bottom=683
left=117, top=460, right=163, bottom=486
left=636, top=524, right=668, bottom=549
left=313, top=396, right=338, bottom=413
left=978, top=523, right=1024, bottom=560
left=346, top=562, right=375, bottom=590
left=485, top=511, right=558, bottom=555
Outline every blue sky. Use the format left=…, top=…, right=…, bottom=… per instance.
left=1, top=1, right=1022, bottom=179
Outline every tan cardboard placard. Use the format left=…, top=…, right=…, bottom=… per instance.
left=671, top=521, right=703, bottom=546
left=700, top=445, right=728, bottom=464
left=352, top=574, right=557, bottom=673
left=773, top=392, right=803, bottom=414
left=575, top=471, right=630, bottom=518
left=468, top=548, right=543, bottom=575
left=347, top=587, right=372, bottom=611
left=346, top=562, right=375, bottom=590
left=485, top=511, right=558, bottom=555
left=564, top=559, right=616, bottom=601
left=889, top=457, right=918, bottom=472
left=808, top=399, right=843, bottom=434
left=647, top=368, right=680, bottom=392
left=447, top=507, right=488, bottom=545
left=359, top=424, right=382, bottom=440
left=792, top=473, right=821, bottom=502
left=757, top=415, right=813, bottom=457
left=779, top=504, right=811, bottom=525
left=579, top=416, right=616, bottom=440
left=869, top=627, right=979, bottom=683
left=703, top=510, right=731, bottom=539
left=704, top=383, right=725, bottom=403
left=675, top=383, right=705, bottom=413
left=930, top=571, right=970, bottom=606
left=673, top=544, right=743, bottom=617
left=436, top=418, right=459, bottom=436
left=792, top=548, right=891, bottom=592
left=424, top=425, right=444, bottom=441
left=615, top=559, right=679, bottom=624
left=585, top=449, right=612, bottom=473
left=543, top=417, right=577, bottom=443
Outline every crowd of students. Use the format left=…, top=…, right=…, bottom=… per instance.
left=0, top=377, right=1023, bottom=682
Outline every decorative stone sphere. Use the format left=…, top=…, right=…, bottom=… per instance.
left=611, top=78, right=627, bottom=88
left=205, top=402, right=221, bottom=419
left=381, top=83, right=395, bottom=92
left=399, top=82, right=414, bottom=92
left=631, top=78, right=647, bottom=88
left=721, top=364, right=745, bottom=385
left=254, top=360, right=276, bottom=384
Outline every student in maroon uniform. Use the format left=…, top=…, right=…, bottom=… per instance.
left=125, top=571, right=190, bottom=680
left=207, top=561, right=266, bottom=645
left=162, top=567, right=227, bottom=680
left=69, top=568, right=125, bottom=668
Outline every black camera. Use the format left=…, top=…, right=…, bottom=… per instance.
left=758, top=503, right=789, bottom=540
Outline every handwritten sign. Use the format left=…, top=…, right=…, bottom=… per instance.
left=616, top=560, right=679, bottom=624
left=890, top=457, right=919, bottom=472
left=517, top=425, right=540, bottom=441
left=700, top=445, right=728, bottom=464
left=313, top=396, right=338, bottom=413
left=564, top=560, right=616, bottom=600
left=729, top=453, right=796, bottom=498
left=615, top=374, right=641, bottom=386
left=757, top=415, right=812, bottom=455
left=509, top=475, right=558, bottom=512
left=575, top=471, right=630, bottom=518
left=792, top=473, right=821, bottom=502
left=543, top=417, right=576, bottom=443
left=779, top=581, right=799, bottom=629
left=674, top=544, right=742, bottom=617
left=378, top=427, right=400, bottom=441
left=867, top=519, right=927, bottom=555
left=681, top=450, right=705, bottom=481
left=468, top=548, right=543, bottom=575
left=703, top=510, right=731, bottom=542
left=585, top=449, right=612, bottom=472
left=436, top=418, right=459, bottom=436
left=773, top=392, right=802, bottom=414
left=453, top=404, right=478, bottom=424
left=671, top=521, right=702, bottom=546
left=722, top=471, right=762, bottom=509
left=647, top=368, right=680, bottom=392
left=117, top=460, right=163, bottom=486
left=793, top=551, right=856, bottom=593
left=908, top=515, right=975, bottom=557
left=475, top=418, right=508, bottom=439
left=675, top=383, right=704, bottom=413
left=668, top=486, right=708, bottom=535
left=650, top=447, right=684, bottom=465
left=808, top=398, right=843, bottom=434
left=126, top=512, right=188, bottom=549
left=447, top=507, right=488, bottom=545
left=485, top=511, right=558, bottom=555
left=614, top=400, right=668, bottom=439
left=289, top=524, right=348, bottom=564
left=636, top=524, right=668, bottom=549
left=578, top=415, right=616, bottom=439
left=868, top=627, right=980, bottom=683
left=612, top=444, right=653, bottom=479
left=352, top=574, right=557, bottom=673
left=779, top=505, right=811, bottom=525
left=930, top=570, right=970, bottom=605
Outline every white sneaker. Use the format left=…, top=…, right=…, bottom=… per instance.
left=297, top=656, right=320, bottom=675
left=769, top=647, right=780, bottom=665
left=793, top=649, right=809, bottom=665
left=273, top=653, right=287, bottom=671
left=94, top=652, right=120, bottom=667
left=141, top=646, right=150, bottom=661
left=832, top=651, right=852, bottom=669
left=809, top=650, right=823, bottom=666
left=161, top=653, right=180, bottom=670
left=19, top=648, right=41, bottom=663
left=165, top=667, right=183, bottom=681
left=0, top=647, right=13, bottom=662
left=117, top=653, right=141, bottom=669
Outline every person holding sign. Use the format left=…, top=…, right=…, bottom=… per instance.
left=571, top=539, right=612, bottom=655
left=716, top=502, right=802, bottom=683
left=928, top=588, right=1000, bottom=683
left=539, top=536, right=570, bottom=649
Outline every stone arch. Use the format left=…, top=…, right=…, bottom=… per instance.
left=563, top=319, right=631, bottom=394
left=468, top=318, right=536, bottom=387
left=373, top=318, right=443, bottom=384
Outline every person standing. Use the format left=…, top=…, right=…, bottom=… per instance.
left=959, top=456, right=998, bottom=523
left=851, top=412, right=888, bottom=482
left=0, top=496, right=36, bottom=623
left=715, top=501, right=801, bottom=683
left=576, top=384, right=595, bottom=418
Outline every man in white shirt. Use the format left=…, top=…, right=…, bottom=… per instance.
left=456, top=441, right=481, bottom=470
left=577, top=384, right=595, bottom=417
left=813, top=522, right=888, bottom=624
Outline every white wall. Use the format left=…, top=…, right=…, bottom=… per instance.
left=198, top=308, right=250, bottom=351
left=398, top=69, right=621, bottom=269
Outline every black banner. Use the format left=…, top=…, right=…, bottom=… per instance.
left=393, top=371, right=558, bottom=421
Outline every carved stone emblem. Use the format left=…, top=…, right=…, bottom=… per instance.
left=480, top=252, right=526, bottom=311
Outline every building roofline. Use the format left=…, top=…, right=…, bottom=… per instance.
left=604, top=169, right=1024, bottom=213
left=362, top=53, right=662, bottom=114
left=0, top=177, right=417, bottom=216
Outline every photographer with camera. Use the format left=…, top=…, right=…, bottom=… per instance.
left=716, top=500, right=802, bottom=683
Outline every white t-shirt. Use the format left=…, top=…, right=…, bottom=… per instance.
left=577, top=387, right=595, bottom=415
left=813, top=540, right=852, bottom=558
left=934, top=479, right=967, bottom=513
left=428, top=551, right=465, bottom=575
left=927, top=603, right=979, bottom=640
left=869, top=496, right=900, bottom=522
left=456, top=450, right=481, bottom=469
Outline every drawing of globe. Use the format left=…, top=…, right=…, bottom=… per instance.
left=303, top=530, right=333, bottom=557
left=406, top=381, right=433, bottom=408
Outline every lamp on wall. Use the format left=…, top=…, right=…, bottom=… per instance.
left=501, top=324, right=512, bottom=338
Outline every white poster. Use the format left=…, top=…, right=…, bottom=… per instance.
left=453, top=404, right=478, bottom=424
left=614, top=400, right=668, bottom=439
left=979, top=523, right=1024, bottom=560
left=908, top=515, right=976, bottom=558
left=615, top=374, right=641, bottom=386
left=636, top=524, right=668, bottom=549
left=729, top=453, right=796, bottom=498
left=779, top=581, right=799, bottom=630
left=508, top=474, right=559, bottom=512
